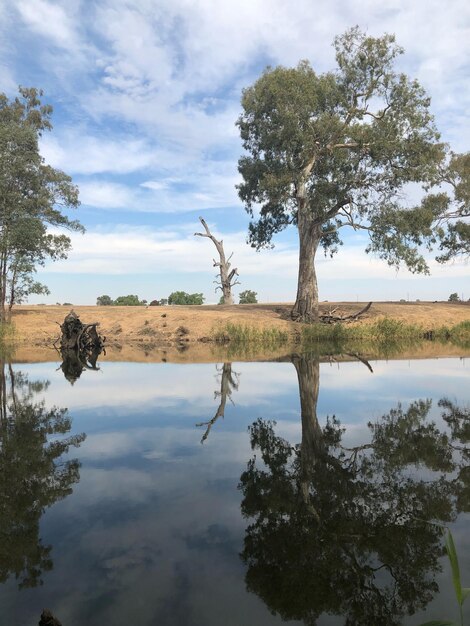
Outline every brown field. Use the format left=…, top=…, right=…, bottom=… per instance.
left=8, top=300, right=470, bottom=348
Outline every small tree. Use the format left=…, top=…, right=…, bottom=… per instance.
left=448, top=292, right=461, bottom=302
left=168, top=291, right=204, bottom=305
left=239, top=290, right=258, bottom=304
left=0, top=87, right=82, bottom=322
left=113, top=294, right=143, bottom=306
left=194, top=217, right=240, bottom=304
left=96, top=295, right=114, bottom=306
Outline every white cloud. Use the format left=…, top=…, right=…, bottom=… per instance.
left=40, top=131, right=156, bottom=175
left=16, top=0, right=79, bottom=49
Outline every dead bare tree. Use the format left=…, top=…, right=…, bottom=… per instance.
left=194, top=217, right=240, bottom=304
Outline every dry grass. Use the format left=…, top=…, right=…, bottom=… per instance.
left=9, top=300, right=470, bottom=348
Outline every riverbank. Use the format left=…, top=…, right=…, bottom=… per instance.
left=6, top=301, right=470, bottom=348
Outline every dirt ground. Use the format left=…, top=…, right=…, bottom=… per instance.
left=9, top=301, right=470, bottom=348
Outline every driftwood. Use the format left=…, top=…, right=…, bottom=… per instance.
left=55, top=311, right=105, bottom=383
left=319, top=301, right=372, bottom=324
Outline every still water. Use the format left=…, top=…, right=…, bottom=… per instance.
left=0, top=352, right=469, bottom=625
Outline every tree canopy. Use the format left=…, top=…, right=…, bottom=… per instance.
left=96, top=294, right=113, bottom=306
left=239, top=290, right=258, bottom=304
left=168, top=291, right=204, bottom=305
left=113, top=294, right=145, bottom=306
left=0, top=87, right=82, bottom=321
left=236, top=28, right=467, bottom=321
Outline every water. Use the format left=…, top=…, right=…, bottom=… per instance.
left=0, top=352, right=469, bottom=625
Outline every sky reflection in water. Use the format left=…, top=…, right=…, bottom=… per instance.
left=0, top=354, right=469, bottom=625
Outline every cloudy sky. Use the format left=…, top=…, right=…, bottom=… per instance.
left=1, top=0, right=469, bottom=304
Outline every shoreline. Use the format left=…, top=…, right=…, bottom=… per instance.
left=1, top=302, right=469, bottom=360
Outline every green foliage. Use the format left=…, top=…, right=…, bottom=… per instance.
left=0, top=87, right=82, bottom=321
left=96, top=294, right=114, bottom=306
left=168, top=291, right=204, bottom=305
left=239, top=290, right=258, bottom=304
left=237, top=28, right=446, bottom=318
left=448, top=292, right=461, bottom=302
left=113, top=294, right=144, bottom=306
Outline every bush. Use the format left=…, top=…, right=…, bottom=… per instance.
left=96, top=295, right=114, bottom=306
left=448, top=292, right=461, bottom=302
left=239, top=290, right=258, bottom=304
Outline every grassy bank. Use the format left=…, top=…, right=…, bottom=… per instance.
left=301, top=318, right=470, bottom=345
left=0, top=323, right=15, bottom=355
left=212, top=319, right=470, bottom=355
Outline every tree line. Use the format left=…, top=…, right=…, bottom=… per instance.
left=1, top=28, right=468, bottom=321
left=96, top=289, right=258, bottom=306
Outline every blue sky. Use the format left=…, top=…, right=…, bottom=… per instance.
left=0, top=0, right=469, bottom=305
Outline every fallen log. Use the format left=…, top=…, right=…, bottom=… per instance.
left=319, top=301, right=372, bottom=324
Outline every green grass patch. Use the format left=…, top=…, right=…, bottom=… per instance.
left=301, top=318, right=470, bottom=343
left=213, top=323, right=289, bottom=348
left=301, top=317, right=470, bottom=356
left=0, top=322, right=15, bottom=345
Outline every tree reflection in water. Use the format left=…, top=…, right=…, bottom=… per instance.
left=0, top=361, right=85, bottom=588
left=239, top=354, right=469, bottom=626
left=196, top=363, right=240, bottom=443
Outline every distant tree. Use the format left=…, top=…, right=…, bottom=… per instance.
left=239, top=290, right=258, bottom=304
left=237, top=28, right=445, bottom=322
left=448, top=292, right=461, bottom=302
left=96, top=295, right=114, bottom=306
left=194, top=217, right=240, bottom=304
left=113, top=294, right=144, bottom=306
left=0, top=87, right=82, bottom=322
left=168, top=291, right=204, bottom=305
left=62, top=302, right=73, bottom=306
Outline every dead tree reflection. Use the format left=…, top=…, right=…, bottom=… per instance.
left=0, top=361, right=85, bottom=588
left=196, top=363, right=240, bottom=443
left=59, top=346, right=102, bottom=384
left=239, top=353, right=469, bottom=625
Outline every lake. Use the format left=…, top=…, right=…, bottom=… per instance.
left=0, top=349, right=469, bottom=625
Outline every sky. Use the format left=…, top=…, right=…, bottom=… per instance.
left=0, top=0, right=469, bottom=305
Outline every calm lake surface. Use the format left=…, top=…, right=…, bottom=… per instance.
left=0, top=351, right=469, bottom=625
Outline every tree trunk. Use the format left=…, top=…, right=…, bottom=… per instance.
left=291, top=209, right=321, bottom=322
left=292, top=354, right=323, bottom=520
left=194, top=218, right=240, bottom=304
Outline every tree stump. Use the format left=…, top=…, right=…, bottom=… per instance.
left=58, top=311, right=105, bottom=383
left=60, top=311, right=105, bottom=352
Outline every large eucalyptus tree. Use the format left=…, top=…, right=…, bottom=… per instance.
left=237, top=28, right=453, bottom=322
